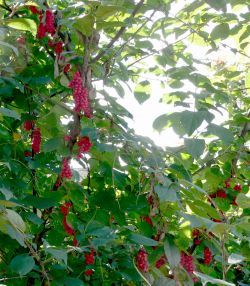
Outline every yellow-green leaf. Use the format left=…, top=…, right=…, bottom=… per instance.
left=5, top=18, right=37, bottom=36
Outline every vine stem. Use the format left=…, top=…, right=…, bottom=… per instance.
left=221, top=233, right=227, bottom=280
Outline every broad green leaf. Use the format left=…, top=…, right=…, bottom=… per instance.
left=43, top=137, right=64, bottom=152
left=6, top=209, right=26, bottom=233
left=0, top=107, right=20, bottom=120
left=180, top=111, right=209, bottom=136
left=155, top=184, right=178, bottom=202
left=5, top=18, right=37, bottom=36
left=46, top=248, right=67, bottom=265
left=164, top=238, right=180, bottom=269
left=194, top=271, right=235, bottom=286
left=206, top=123, right=234, bottom=144
left=153, top=114, right=169, bottom=131
left=10, top=254, right=35, bottom=276
left=63, top=277, right=84, bottom=286
left=96, top=5, right=119, bottom=19
left=236, top=193, right=250, bottom=209
left=134, top=81, right=151, bottom=104
left=0, top=40, right=18, bottom=56
left=228, top=253, right=245, bottom=264
left=184, top=138, right=205, bottom=158
left=245, top=70, right=250, bottom=89
left=204, top=0, right=227, bottom=11
left=74, top=15, right=94, bottom=36
left=211, top=23, right=230, bottom=40
left=129, top=233, right=158, bottom=246
left=22, top=196, right=57, bottom=209
left=0, top=200, right=19, bottom=208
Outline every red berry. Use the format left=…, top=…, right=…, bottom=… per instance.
left=155, top=255, right=167, bottom=268
left=61, top=158, right=72, bottom=179
left=194, top=238, right=201, bottom=245
left=45, top=10, right=55, bottom=35
left=48, top=39, right=55, bottom=47
left=216, top=189, right=227, bottom=198
left=29, top=5, right=41, bottom=15
left=85, top=250, right=95, bottom=265
left=147, top=195, right=154, bottom=205
left=68, top=71, right=92, bottom=117
left=63, top=64, right=71, bottom=73
left=181, top=252, right=195, bottom=274
left=77, top=136, right=92, bottom=159
left=54, top=42, right=63, bottom=56
left=24, top=151, right=32, bottom=157
left=192, top=229, right=200, bottom=238
left=136, top=248, right=149, bottom=272
left=32, top=128, right=41, bottom=154
left=37, top=22, right=46, bottom=39
left=224, top=179, right=231, bottom=188
left=23, top=120, right=33, bottom=131
left=142, top=216, right=153, bottom=226
left=232, top=197, right=238, bottom=206
left=62, top=216, right=75, bottom=236
left=85, top=269, right=94, bottom=276
left=73, top=238, right=78, bottom=247
left=203, top=247, right=212, bottom=265
left=233, top=184, right=242, bottom=192
left=212, top=219, right=222, bottom=222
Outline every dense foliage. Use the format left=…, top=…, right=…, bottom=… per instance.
left=0, top=0, right=249, bottom=285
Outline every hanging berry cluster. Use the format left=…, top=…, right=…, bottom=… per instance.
left=84, top=249, right=95, bottom=276
left=203, top=247, right=213, bottom=265
left=36, top=9, right=55, bottom=39
left=23, top=120, right=41, bottom=155
left=180, top=252, right=196, bottom=281
left=60, top=202, right=78, bottom=245
left=68, top=71, right=92, bottom=117
left=136, top=248, right=149, bottom=272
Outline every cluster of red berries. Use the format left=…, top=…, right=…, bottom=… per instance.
left=37, top=9, right=55, bottom=39
left=61, top=202, right=78, bottom=246
left=84, top=249, right=95, bottom=276
left=209, top=179, right=243, bottom=208
left=77, top=136, right=92, bottom=159
left=32, top=128, right=41, bottom=154
left=155, top=254, right=167, bottom=269
left=68, top=71, right=92, bottom=117
left=48, top=40, right=64, bottom=58
left=61, top=158, right=72, bottom=179
left=192, top=228, right=201, bottom=245
left=180, top=252, right=195, bottom=274
left=203, top=247, right=212, bottom=265
left=23, top=120, right=33, bottom=131
left=136, top=248, right=149, bottom=272
left=29, top=5, right=41, bottom=15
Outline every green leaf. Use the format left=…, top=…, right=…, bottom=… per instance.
left=211, top=23, right=230, bottom=40
left=228, top=253, right=245, bottom=264
left=96, top=5, right=119, bottom=19
left=6, top=209, right=26, bottom=233
left=194, top=271, right=235, bottom=286
left=164, top=237, right=180, bottom=269
left=5, top=18, right=37, bottom=36
left=63, top=277, right=84, bottom=286
left=236, top=193, right=250, bottom=209
left=184, top=138, right=205, bottom=158
left=43, top=137, right=63, bottom=153
left=129, top=233, right=158, bottom=246
left=206, top=123, right=234, bottom=144
left=0, top=40, right=18, bottom=56
left=153, top=114, right=169, bottom=131
left=180, top=111, right=208, bottom=136
left=204, top=0, right=227, bottom=11
left=0, top=200, right=19, bottom=208
left=74, top=15, right=94, bottom=36
left=10, top=254, right=35, bottom=276
left=134, top=81, right=151, bottom=104
left=46, top=248, right=67, bottom=265
left=155, top=184, right=178, bottom=202
left=245, top=70, right=250, bottom=89
left=22, top=196, right=57, bottom=209
left=0, top=107, right=20, bottom=120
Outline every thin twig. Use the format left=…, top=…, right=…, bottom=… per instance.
left=91, top=0, right=145, bottom=63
